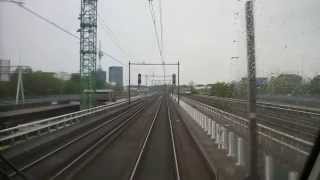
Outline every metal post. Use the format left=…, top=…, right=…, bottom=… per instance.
left=246, top=1, right=258, bottom=179
left=215, top=123, right=220, bottom=144
left=265, top=155, right=274, bottom=180
left=178, top=61, right=180, bottom=104
left=211, top=120, right=216, bottom=139
left=237, top=137, right=245, bottom=166
left=288, top=171, right=298, bottom=180
left=208, top=118, right=212, bottom=136
left=15, top=67, right=25, bottom=105
left=222, top=127, right=228, bottom=150
left=228, top=132, right=236, bottom=157
left=15, top=67, right=21, bottom=105
left=129, top=61, right=131, bottom=104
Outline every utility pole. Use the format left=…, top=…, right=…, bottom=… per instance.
left=245, top=1, right=259, bottom=180
left=15, top=66, right=25, bottom=105
left=128, top=61, right=131, bottom=104
left=79, top=0, right=98, bottom=109
left=178, top=61, right=180, bottom=104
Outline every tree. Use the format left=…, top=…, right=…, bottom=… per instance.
left=63, top=73, right=80, bottom=94
left=310, top=75, right=320, bottom=95
left=209, top=82, right=234, bottom=97
left=267, top=74, right=303, bottom=95
left=188, top=81, right=198, bottom=94
left=22, top=71, right=63, bottom=96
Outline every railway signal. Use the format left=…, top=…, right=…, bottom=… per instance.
left=172, top=74, right=176, bottom=85
left=138, top=73, right=142, bottom=88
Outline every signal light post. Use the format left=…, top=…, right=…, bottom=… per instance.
left=172, top=73, right=176, bottom=95
left=138, top=73, right=142, bottom=88
left=128, top=61, right=180, bottom=104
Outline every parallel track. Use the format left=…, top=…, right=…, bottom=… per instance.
left=5, top=100, right=146, bottom=180
left=188, top=95, right=320, bottom=141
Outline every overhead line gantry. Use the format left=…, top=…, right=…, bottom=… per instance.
left=128, top=61, right=180, bottom=104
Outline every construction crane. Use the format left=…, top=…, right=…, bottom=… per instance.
left=79, top=0, right=98, bottom=109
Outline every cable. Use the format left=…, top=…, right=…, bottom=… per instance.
left=100, top=50, right=127, bottom=66
left=148, top=0, right=166, bottom=81
left=148, top=1, right=162, bottom=58
left=158, top=0, right=166, bottom=81
left=98, top=13, right=132, bottom=59
left=17, top=4, right=80, bottom=40
left=159, top=0, right=164, bottom=57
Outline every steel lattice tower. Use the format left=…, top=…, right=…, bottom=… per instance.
left=79, top=0, right=97, bottom=109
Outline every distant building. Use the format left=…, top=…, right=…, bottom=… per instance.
left=109, top=66, right=123, bottom=86
left=54, top=72, right=71, bottom=80
left=0, top=59, right=10, bottom=82
left=241, top=77, right=268, bottom=87
left=256, top=77, right=268, bottom=87
left=96, top=68, right=106, bottom=82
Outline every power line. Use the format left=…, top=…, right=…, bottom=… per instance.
left=159, top=0, right=164, bottom=57
left=6, top=2, right=126, bottom=69
left=98, top=13, right=132, bottom=59
left=148, top=1, right=162, bottom=58
left=17, top=4, right=80, bottom=40
left=148, top=0, right=166, bottom=81
left=100, top=50, right=127, bottom=66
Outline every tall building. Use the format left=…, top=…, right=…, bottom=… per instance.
left=109, top=66, right=123, bottom=86
left=0, top=59, right=10, bottom=82
left=96, top=68, right=106, bottom=83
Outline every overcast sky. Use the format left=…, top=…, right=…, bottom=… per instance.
left=0, top=0, right=319, bottom=85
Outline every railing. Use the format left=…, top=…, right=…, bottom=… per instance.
left=0, top=96, right=141, bottom=146
left=180, top=96, right=314, bottom=156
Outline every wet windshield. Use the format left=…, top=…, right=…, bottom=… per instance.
left=0, top=0, right=319, bottom=180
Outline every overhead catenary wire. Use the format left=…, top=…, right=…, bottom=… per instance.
left=98, top=13, right=132, bottom=60
left=148, top=1, right=163, bottom=58
left=17, top=4, right=80, bottom=40
left=7, top=2, right=126, bottom=68
left=147, top=0, right=166, bottom=82
left=159, top=0, right=164, bottom=57
left=100, top=50, right=127, bottom=66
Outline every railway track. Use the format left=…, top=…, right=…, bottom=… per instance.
left=188, top=95, right=320, bottom=141
left=129, top=97, right=180, bottom=180
left=1, top=95, right=217, bottom=180
left=1, top=98, right=148, bottom=180
left=169, top=99, right=216, bottom=180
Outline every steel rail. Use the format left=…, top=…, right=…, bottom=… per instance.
left=192, top=95, right=319, bottom=140
left=181, top=97, right=314, bottom=156
left=49, top=103, right=146, bottom=180
left=0, top=97, right=142, bottom=145
left=196, top=95, right=320, bottom=116
left=128, top=98, right=162, bottom=180
left=167, top=100, right=181, bottom=180
left=8, top=101, right=145, bottom=178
